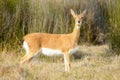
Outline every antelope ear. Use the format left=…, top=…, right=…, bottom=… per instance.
left=81, top=9, right=87, bottom=17
left=70, top=9, right=76, bottom=18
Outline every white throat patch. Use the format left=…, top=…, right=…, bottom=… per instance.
left=76, top=26, right=80, bottom=29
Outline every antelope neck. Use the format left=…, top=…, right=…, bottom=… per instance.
left=72, top=24, right=81, bottom=43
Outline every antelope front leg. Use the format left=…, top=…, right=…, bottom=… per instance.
left=63, top=53, right=70, bottom=73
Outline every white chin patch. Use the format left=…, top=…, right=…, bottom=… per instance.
left=41, top=48, right=63, bottom=56
left=77, top=26, right=80, bottom=29
left=23, top=41, right=29, bottom=54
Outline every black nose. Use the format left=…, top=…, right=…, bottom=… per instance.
left=78, top=21, right=80, bottom=23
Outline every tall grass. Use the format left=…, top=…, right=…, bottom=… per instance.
left=108, top=0, right=120, bottom=54
left=0, top=0, right=119, bottom=54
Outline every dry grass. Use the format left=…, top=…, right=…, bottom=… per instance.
left=0, top=45, right=120, bottom=80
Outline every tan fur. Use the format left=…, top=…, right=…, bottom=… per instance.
left=20, top=9, right=86, bottom=73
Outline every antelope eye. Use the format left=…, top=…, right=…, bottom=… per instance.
left=81, top=17, right=83, bottom=19
left=78, top=21, right=80, bottom=23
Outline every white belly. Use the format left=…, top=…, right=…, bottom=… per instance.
left=41, top=47, right=79, bottom=56
left=41, top=48, right=63, bottom=56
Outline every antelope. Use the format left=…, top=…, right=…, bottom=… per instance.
left=20, top=9, right=86, bottom=73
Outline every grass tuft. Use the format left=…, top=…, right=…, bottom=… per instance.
left=0, top=45, right=120, bottom=80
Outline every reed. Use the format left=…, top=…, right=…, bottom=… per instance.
left=0, top=0, right=120, bottom=54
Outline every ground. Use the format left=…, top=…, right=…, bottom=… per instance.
left=0, top=45, right=120, bottom=80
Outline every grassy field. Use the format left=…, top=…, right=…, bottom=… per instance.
left=0, top=45, right=120, bottom=80
left=0, top=0, right=120, bottom=80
